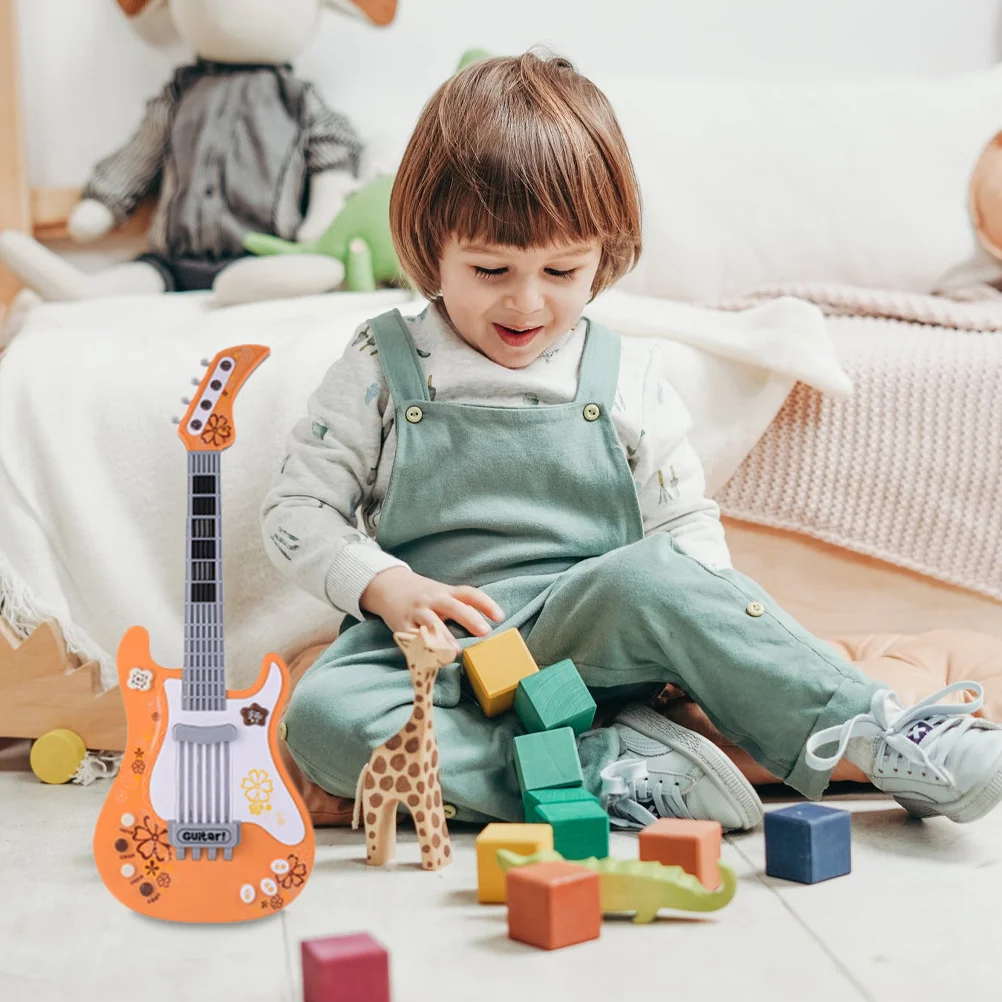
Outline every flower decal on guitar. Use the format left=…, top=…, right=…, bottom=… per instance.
left=132, top=816, right=172, bottom=863
left=127, top=667, right=153, bottom=691
left=242, top=769, right=274, bottom=816
left=200, top=413, right=232, bottom=448
left=240, top=702, right=269, bottom=727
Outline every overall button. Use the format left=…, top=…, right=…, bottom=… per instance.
left=443, top=804, right=457, bottom=819
left=746, top=601, right=765, bottom=617
left=278, top=721, right=288, bottom=741
left=405, top=406, right=424, bottom=424
left=583, top=403, right=601, bottom=422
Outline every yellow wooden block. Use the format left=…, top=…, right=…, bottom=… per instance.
left=463, top=628, right=539, bottom=717
left=475, top=823, right=554, bottom=903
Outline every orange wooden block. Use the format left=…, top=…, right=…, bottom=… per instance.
left=638, top=818, right=722, bottom=889
left=506, top=861, right=601, bottom=951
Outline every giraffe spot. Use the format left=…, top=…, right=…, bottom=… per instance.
left=386, top=734, right=403, bottom=750
left=416, top=811, right=425, bottom=822
left=426, top=739, right=432, bottom=751
left=419, top=828, right=426, bottom=837
left=366, top=813, right=376, bottom=825
left=413, top=707, right=424, bottom=721
left=417, top=781, right=425, bottom=793
left=372, top=757, right=386, bottom=774
left=395, top=776, right=411, bottom=793
left=421, top=844, right=430, bottom=853
left=408, top=794, right=420, bottom=806
left=405, top=722, right=416, bottom=733
left=370, top=793, right=383, bottom=807
left=405, top=738, right=419, bottom=754
left=426, top=795, right=432, bottom=809
left=364, top=772, right=376, bottom=789
left=432, top=813, right=440, bottom=829
left=390, top=754, right=406, bottom=770
left=424, top=761, right=430, bottom=774
left=408, top=763, right=420, bottom=777
left=432, top=834, right=441, bottom=848
left=444, top=845, right=451, bottom=858
left=434, top=790, right=441, bottom=807
left=432, top=750, right=438, bottom=768
left=380, top=776, right=394, bottom=791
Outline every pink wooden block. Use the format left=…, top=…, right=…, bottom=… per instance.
left=301, top=933, right=390, bottom=1002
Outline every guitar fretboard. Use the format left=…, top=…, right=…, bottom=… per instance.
left=183, top=451, right=225, bottom=711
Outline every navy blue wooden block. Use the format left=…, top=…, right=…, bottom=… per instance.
left=764, top=804, right=851, bottom=884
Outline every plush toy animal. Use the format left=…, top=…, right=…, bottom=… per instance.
left=0, top=0, right=397, bottom=305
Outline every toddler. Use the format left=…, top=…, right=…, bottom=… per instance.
left=262, top=51, right=1002, bottom=833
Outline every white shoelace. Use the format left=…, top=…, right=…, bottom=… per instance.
left=804, top=681, right=985, bottom=781
left=599, top=758, right=694, bottom=830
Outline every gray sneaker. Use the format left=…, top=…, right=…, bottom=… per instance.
left=601, top=704, right=764, bottom=832
left=805, top=681, right=1002, bottom=823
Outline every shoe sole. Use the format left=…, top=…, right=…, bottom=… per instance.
left=896, top=744, right=1002, bottom=824
left=616, top=705, right=765, bottom=831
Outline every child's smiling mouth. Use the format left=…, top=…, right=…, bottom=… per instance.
left=493, top=322, right=544, bottom=347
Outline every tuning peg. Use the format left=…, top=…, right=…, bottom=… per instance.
left=171, top=416, right=181, bottom=425
left=200, top=358, right=210, bottom=367
left=181, top=397, right=192, bottom=405
left=191, top=377, right=200, bottom=385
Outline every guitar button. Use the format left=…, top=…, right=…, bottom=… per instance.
left=240, top=884, right=256, bottom=904
left=121, top=813, right=135, bottom=827
left=271, top=859, right=291, bottom=875
left=260, top=877, right=278, bottom=896
left=121, top=864, right=135, bottom=878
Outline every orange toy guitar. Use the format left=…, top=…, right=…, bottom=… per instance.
left=94, top=345, right=315, bottom=923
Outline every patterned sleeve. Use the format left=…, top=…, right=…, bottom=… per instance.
left=300, top=83, right=363, bottom=177
left=260, top=322, right=407, bottom=621
left=81, top=84, right=174, bottom=222
left=632, top=345, right=733, bottom=569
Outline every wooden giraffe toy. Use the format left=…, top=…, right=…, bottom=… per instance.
left=352, top=624, right=455, bottom=869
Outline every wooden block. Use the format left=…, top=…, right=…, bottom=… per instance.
left=475, top=822, right=554, bottom=904
left=462, top=628, right=539, bottom=717
left=513, top=727, right=583, bottom=793
left=764, top=804, right=851, bottom=884
left=513, top=658, right=596, bottom=735
left=523, top=786, right=599, bottom=823
left=638, top=818, right=722, bottom=890
left=507, top=861, right=602, bottom=950
left=301, top=933, right=390, bottom=1002
left=536, top=799, right=609, bottom=860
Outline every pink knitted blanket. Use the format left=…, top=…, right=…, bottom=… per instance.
left=715, top=283, right=1002, bottom=601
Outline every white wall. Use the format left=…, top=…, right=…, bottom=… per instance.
left=16, top=0, right=1002, bottom=189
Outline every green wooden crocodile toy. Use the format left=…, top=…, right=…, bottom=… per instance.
left=496, top=849, right=736, bottom=923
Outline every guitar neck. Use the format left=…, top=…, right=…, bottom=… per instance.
left=183, top=450, right=225, bottom=711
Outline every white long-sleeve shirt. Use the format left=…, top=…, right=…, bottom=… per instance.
left=261, top=302, right=731, bottom=622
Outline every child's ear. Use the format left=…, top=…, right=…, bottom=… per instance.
left=970, top=130, right=1002, bottom=261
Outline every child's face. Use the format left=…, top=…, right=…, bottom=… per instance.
left=437, top=237, right=602, bottom=368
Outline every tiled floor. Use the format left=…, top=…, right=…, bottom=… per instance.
left=2, top=736, right=999, bottom=1002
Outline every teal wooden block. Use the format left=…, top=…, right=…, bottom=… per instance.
left=513, top=727, right=583, bottom=793
left=523, top=786, right=599, bottom=823
left=514, top=658, right=597, bottom=735
left=537, top=800, right=610, bottom=860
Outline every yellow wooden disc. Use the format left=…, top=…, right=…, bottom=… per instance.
left=30, top=729, right=87, bottom=784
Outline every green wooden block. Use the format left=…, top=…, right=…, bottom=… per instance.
left=537, top=800, right=610, bottom=860
left=513, top=727, right=583, bottom=793
left=513, top=658, right=597, bottom=735
left=523, top=786, right=599, bottom=823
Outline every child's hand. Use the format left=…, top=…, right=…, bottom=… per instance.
left=360, top=567, right=505, bottom=653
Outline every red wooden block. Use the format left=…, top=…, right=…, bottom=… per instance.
left=507, top=861, right=602, bottom=950
left=638, top=818, right=722, bottom=889
left=302, top=933, right=390, bottom=1002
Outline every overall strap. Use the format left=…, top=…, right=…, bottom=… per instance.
left=573, top=319, right=622, bottom=407
left=366, top=309, right=431, bottom=404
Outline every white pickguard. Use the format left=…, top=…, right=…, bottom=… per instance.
left=148, top=661, right=305, bottom=846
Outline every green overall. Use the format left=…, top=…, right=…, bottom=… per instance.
left=283, top=309, right=882, bottom=823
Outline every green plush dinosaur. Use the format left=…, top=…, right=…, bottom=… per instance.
left=243, top=173, right=400, bottom=292
left=496, top=849, right=737, bottom=924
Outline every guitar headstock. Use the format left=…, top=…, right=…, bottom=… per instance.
left=174, top=345, right=270, bottom=452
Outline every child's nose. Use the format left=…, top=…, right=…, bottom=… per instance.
left=504, top=280, right=545, bottom=315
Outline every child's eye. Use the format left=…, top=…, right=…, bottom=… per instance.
left=472, top=266, right=577, bottom=280
left=546, top=268, right=577, bottom=280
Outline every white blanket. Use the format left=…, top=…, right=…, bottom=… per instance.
left=0, top=288, right=848, bottom=691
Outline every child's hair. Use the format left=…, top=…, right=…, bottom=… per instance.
left=390, top=49, right=643, bottom=301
